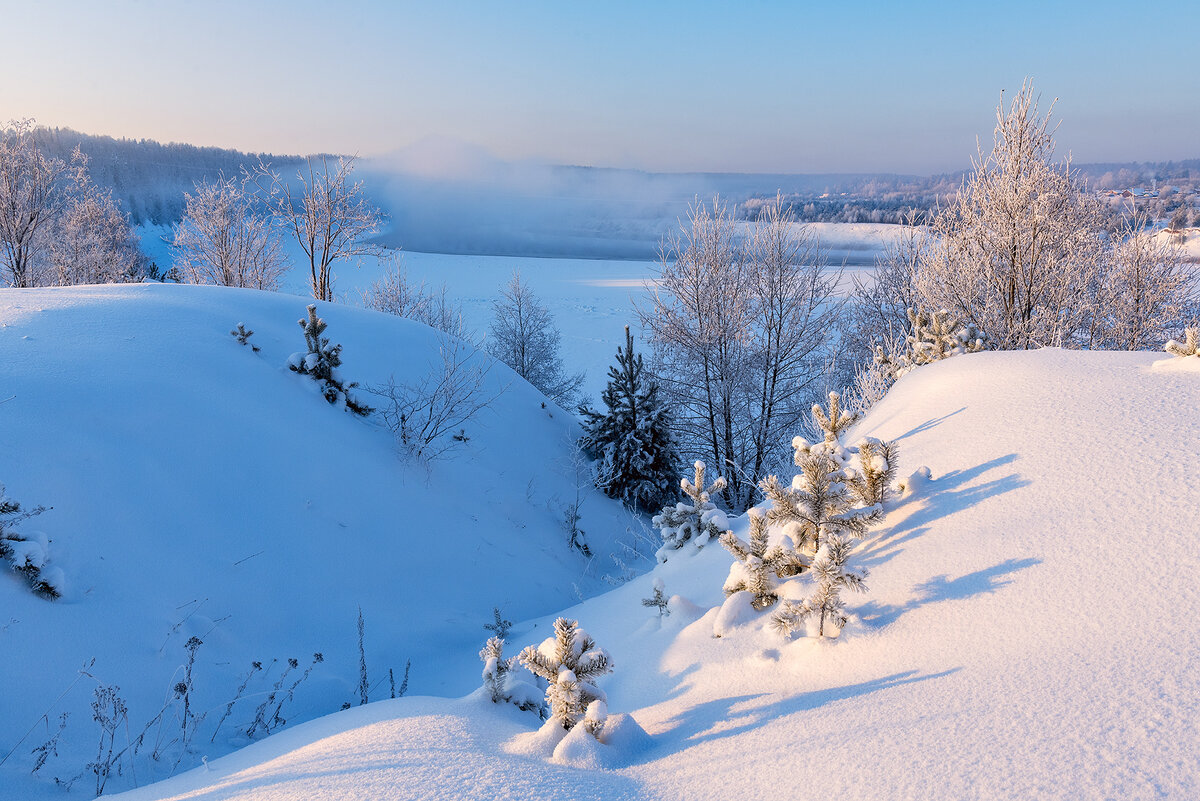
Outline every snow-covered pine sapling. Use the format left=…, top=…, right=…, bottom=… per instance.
left=772, top=535, right=867, bottom=638
left=846, top=437, right=899, bottom=507
left=518, top=618, right=612, bottom=732
left=0, top=484, right=58, bottom=600
left=230, top=323, right=259, bottom=352
left=720, top=511, right=806, bottom=610
left=903, top=307, right=987, bottom=371
left=1166, top=327, right=1199, bottom=357
left=288, top=304, right=373, bottom=416
left=760, top=440, right=881, bottom=555
left=484, top=607, right=513, bottom=640
left=641, top=577, right=670, bottom=618
left=653, top=461, right=728, bottom=561
left=811, top=391, right=858, bottom=444
left=480, top=636, right=516, bottom=703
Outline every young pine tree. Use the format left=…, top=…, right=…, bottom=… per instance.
left=518, top=618, right=612, bottom=732
left=719, top=511, right=806, bottom=610
left=653, top=461, right=729, bottom=561
left=288, top=305, right=373, bottom=416
left=846, top=437, right=899, bottom=508
left=771, top=535, right=867, bottom=638
left=580, top=326, right=678, bottom=512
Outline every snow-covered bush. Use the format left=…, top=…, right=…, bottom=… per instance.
left=231, top=323, right=259, bottom=352
left=288, top=305, right=373, bottom=416
left=846, top=437, right=899, bottom=507
left=0, top=484, right=60, bottom=599
left=641, top=577, right=670, bottom=618
left=480, top=636, right=544, bottom=715
left=771, top=535, right=867, bottom=638
left=719, top=511, right=806, bottom=610
left=653, top=461, right=728, bottom=562
left=876, top=307, right=987, bottom=379
left=1166, top=327, right=1199, bottom=358
left=518, top=618, right=612, bottom=733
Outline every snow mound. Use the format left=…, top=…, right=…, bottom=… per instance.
left=0, top=283, right=635, bottom=799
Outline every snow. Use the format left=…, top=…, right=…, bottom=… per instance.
left=60, top=345, right=1193, bottom=800
left=0, top=283, right=639, bottom=798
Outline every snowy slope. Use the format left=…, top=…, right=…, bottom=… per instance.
left=0, top=284, right=640, bottom=799
left=108, top=348, right=1200, bottom=801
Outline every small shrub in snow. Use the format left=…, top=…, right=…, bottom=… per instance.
left=878, top=307, right=987, bottom=378
left=230, top=323, right=259, bottom=352
left=719, top=512, right=806, bottom=610
left=653, top=461, right=728, bottom=562
left=480, top=636, right=544, bottom=716
left=518, top=618, right=612, bottom=733
left=846, top=437, right=899, bottom=508
left=1166, top=327, right=1199, bottom=358
left=771, top=535, right=867, bottom=638
left=288, top=304, right=372, bottom=416
left=641, top=577, right=670, bottom=618
left=0, top=484, right=59, bottom=599
left=484, top=607, right=513, bottom=640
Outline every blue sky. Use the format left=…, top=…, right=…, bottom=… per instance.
left=1, top=0, right=1196, bottom=174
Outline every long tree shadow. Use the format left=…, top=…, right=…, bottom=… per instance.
left=857, top=453, right=1029, bottom=569
left=858, top=557, right=1042, bottom=629
left=647, top=669, right=960, bottom=755
left=893, top=407, right=967, bottom=441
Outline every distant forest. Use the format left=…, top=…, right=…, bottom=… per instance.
left=31, top=127, right=303, bottom=225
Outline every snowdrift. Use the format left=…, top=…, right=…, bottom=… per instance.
left=103, top=347, right=1200, bottom=801
left=0, top=284, right=638, bottom=799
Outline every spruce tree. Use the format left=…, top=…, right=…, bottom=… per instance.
left=288, top=305, right=373, bottom=416
left=580, top=326, right=678, bottom=512
left=518, top=618, right=612, bottom=732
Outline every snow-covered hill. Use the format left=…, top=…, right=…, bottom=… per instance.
left=104, top=347, right=1200, bottom=801
left=0, top=284, right=639, bottom=799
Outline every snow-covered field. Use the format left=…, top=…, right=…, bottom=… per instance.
left=137, top=222, right=894, bottom=402
left=5, top=282, right=1198, bottom=801
left=0, top=285, right=643, bottom=799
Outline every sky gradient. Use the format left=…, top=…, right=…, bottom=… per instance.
left=2, top=0, right=1197, bottom=174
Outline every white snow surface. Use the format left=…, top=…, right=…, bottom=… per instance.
left=0, top=284, right=642, bottom=799
left=89, top=346, right=1200, bottom=800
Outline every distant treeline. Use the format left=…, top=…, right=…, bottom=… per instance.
left=31, top=127, right=304, bottom=224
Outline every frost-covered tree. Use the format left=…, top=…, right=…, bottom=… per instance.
left=916, top=81, right=1109, bottom=349
left=257, top=155, right=383, bottom=302
left=810, top=391, right=859, bottom=444
left=846, top=437, right=899, bottom=507
left=479, top=636, right=543, bottom=715
left=518, top=618, right=612, bottom=732
left=841, top=212, right=925, bottom=363
left=639, top=197, right=842, bottom=510
left=653, top=460, right=729, bottom=561
left=0, top=119, right=65, bottom=287
left=362, top=262, right=471, bottom=341
left=488, top=270, right=584, bottom=407
left=288, top=305, right=373, bottom=416
left=719, top=511, right=806, bottom=610
left=580, top=325, right=678, bottom=512
left=875, top=307, right=988, bottom=378
left=1166, top=327, right=1199, bottom=357
left=760, top=438, right=880, bottom=554
left=771, top=535, right=867, bottom=638
left=0, top=484, right=59, bottom=599
left=47, top=148, right=146, bottom=285
left=641, top=577, right=670, bottom=618
left=173, top=173, right=287, bottom=290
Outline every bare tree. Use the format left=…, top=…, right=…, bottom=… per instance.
left=639, top=197, right=840, bottom=511
left=258, top=155, right=383, bottom=302
left=173, top=173, right=287, bottom=290
left=371, top=335, right=504, bottom=461
left=47, top=148, right=146, bottom=285
left=362, top=260, right=471, bottom=341
left=1088, top=211, right=1198, bottom=349
left=487, top=270, right=584, bottom=407
left=0, top=119, right=65, bottom=287
left=917, top=80, right=1108, bottom=349
left=841, top=211, right=925, bottom=362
